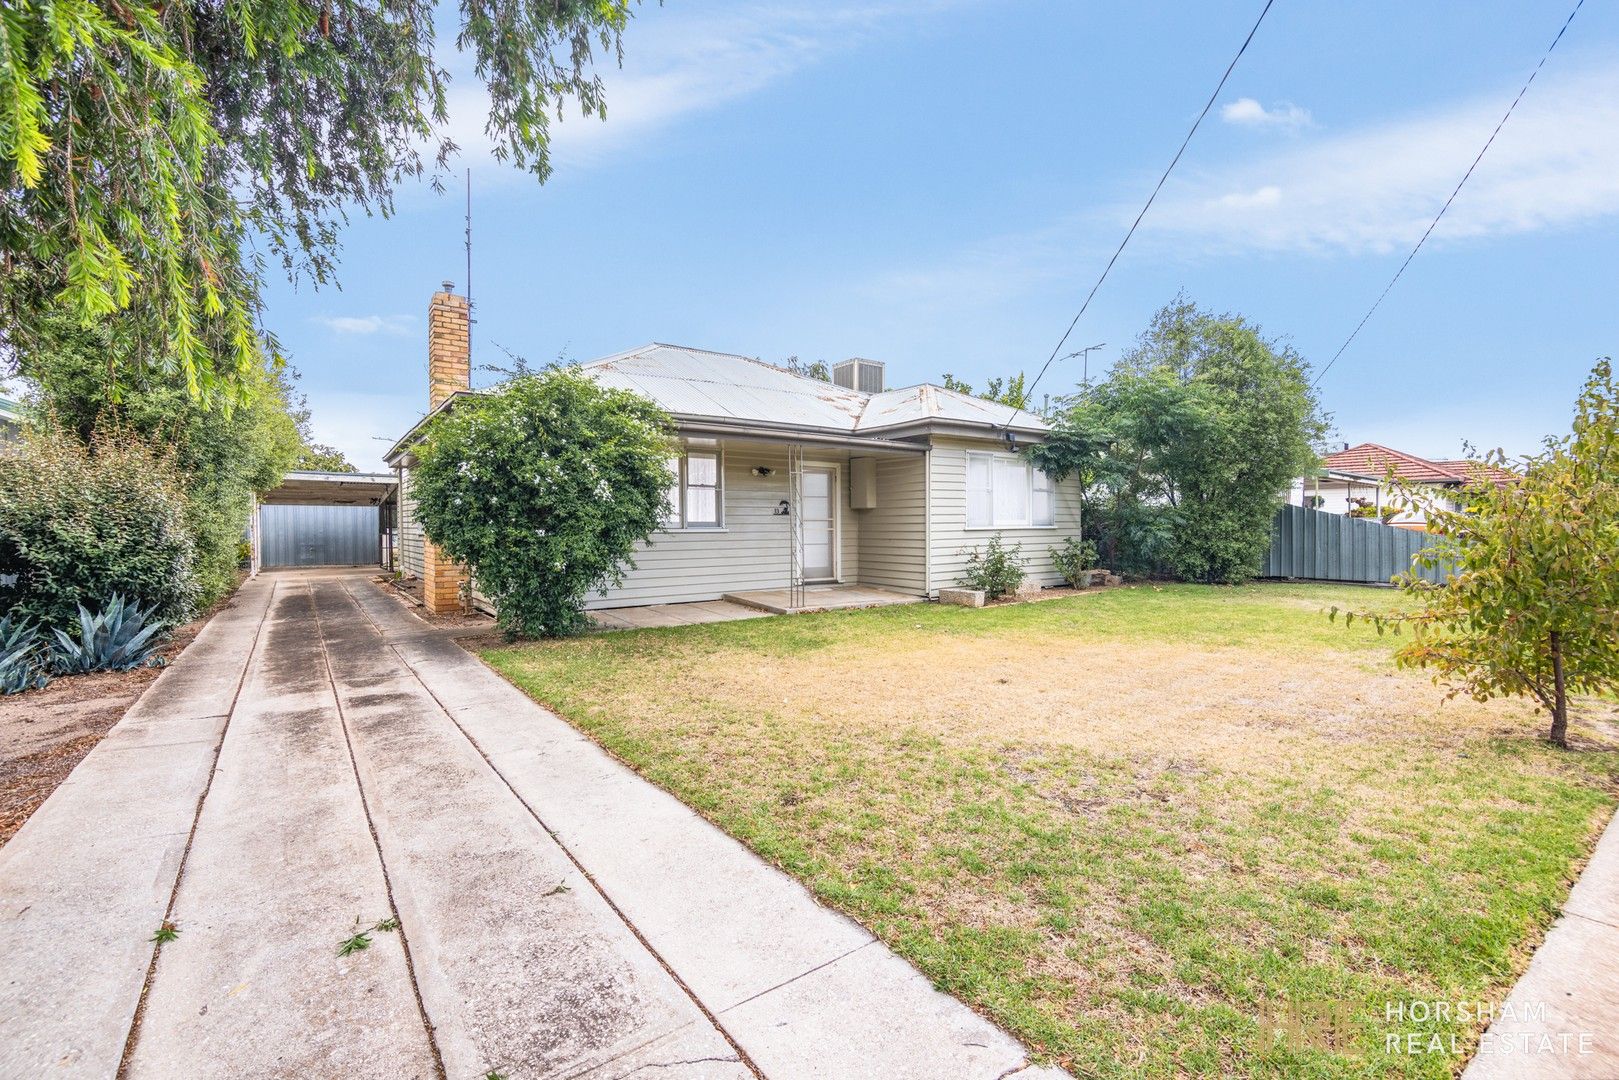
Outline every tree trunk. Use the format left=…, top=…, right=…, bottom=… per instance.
left=1548, top=630, right=1569, bottom=748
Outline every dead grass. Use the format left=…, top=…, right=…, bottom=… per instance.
left=482, top=583, right=1619, bottom=1079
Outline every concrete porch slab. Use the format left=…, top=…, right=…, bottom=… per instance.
left=721, top=583, right=925, bottom=615
left=589, top=600, right=767, bottom=630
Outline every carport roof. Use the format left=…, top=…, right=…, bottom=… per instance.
left=262, top=471, right=397, bottom=505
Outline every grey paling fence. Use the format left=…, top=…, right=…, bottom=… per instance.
left=1262, top=504, right=1445, bottom=584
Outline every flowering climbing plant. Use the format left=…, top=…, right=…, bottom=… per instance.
left=411, top=368, right=674, bottom=638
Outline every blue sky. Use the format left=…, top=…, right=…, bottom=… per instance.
left=263, top=0, right=1619, bottom=472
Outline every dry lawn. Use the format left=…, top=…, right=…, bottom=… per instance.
left=482, top=583, right=1619, bottom=1079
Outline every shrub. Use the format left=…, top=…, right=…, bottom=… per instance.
left=1333, top=359, right=1619, bottom=748
left=1050, top=536, right=1099, bottom=587
left=410, top=368, right=674, bottom=638
left=960, top=533, right=1027, bottom=599
left=0, top=427, right=198, bottom=629
left=0, top=615, right=50, bottom=694
left=49, top=595, right=169, bottom=674
left=19, top=318, right=299, bottom=610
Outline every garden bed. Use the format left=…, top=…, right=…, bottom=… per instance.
left=0, top=578, right=241, bottom=846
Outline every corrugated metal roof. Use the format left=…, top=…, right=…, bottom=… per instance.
left=581, top=344, right=1048, bottom=436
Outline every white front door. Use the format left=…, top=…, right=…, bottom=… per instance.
left=799, top=466, right=837, bottom=581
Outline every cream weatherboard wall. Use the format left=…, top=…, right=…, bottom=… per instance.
left=398, top=470, right=425, bottom=578
left=925, top=436, right=1084, bottom=592
left=395, top=434, right=1081, bottom=612
left=587, top=440, right=879, bottom=610
left=852, top=455, right=929, bottom=595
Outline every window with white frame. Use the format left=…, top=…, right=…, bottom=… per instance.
left=663, top=450, right=722, bottom=529
left=966, top=451, right=1055, bottom=528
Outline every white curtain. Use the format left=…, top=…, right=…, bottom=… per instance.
left=994, top=457, right=1028, bottom=525
left=966, top=454, right=992, bottom=527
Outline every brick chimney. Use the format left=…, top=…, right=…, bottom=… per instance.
left=423, top=280, right=469, bottom=614
left=428, top=280, right=471, bottom=409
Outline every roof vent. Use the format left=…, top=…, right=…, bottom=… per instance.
left=832, top=358, right=884, bottom=394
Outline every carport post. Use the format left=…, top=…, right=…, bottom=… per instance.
left=250, top=494, right=261, bottom=575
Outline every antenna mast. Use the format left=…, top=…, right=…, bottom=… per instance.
left=464, top=168, right=474, bottom=357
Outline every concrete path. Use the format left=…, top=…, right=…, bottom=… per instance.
left=0, top=570, right=1068, bottom=1080
left=1463, top=807, right=1619, bottom=1079
left=588, top=599, right=766, bottom=630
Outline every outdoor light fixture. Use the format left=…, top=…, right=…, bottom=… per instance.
left=773, top=500, right=790, bottom=516
left=752, top=466, right=775, bottom=477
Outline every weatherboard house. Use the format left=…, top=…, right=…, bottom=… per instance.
left=1289, top=442, right=1514, bottom=531
left=384, top=284, right=1083, bottom=615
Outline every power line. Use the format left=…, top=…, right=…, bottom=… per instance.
left=1313, top=0, right=1585, bottom=387
left=1006, top=0, right=1278, bottom=431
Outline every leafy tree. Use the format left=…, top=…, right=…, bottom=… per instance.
left=1033, top=297, right=1327, bottom=582
left=783, top=356, right=831, bottom=382
left=1, top=0, right=634, bottom=402
left=287, top=396, right=358, bottom=471
left=20, top=313, right=299, bottom=605
left=1335, top=360, right=1619, bottom=748
left=294, top=442, right=358, bottom=473
left=410, top=368, right=672, bottom=638
left=941, top=372, right=1032, bottom=410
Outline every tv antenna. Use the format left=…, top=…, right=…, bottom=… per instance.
left=464, top=168, right=476, bottom=356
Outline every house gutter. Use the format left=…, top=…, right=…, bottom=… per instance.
left=673, top=420, right=927, bottom=454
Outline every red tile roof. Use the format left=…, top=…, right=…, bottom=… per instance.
left=1434, top=459, right=1517, bottom=487
left=1321, top=443, right=1514, bottom=487
left=1321, top=443, right=1464, bottom=484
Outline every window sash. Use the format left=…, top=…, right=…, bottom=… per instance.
left=1032, top=469, right=1054, bottom=527
left=966, top=454, right=993, bottom=528
left=967, top=451, right=1054, bottom=528
left=665, top=451, right=722, bottom=529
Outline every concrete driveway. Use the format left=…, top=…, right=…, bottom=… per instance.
left=0, top=570, right=1067, bottom=1079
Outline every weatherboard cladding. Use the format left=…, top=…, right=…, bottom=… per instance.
left=389, top=342, right=1085, bottom=611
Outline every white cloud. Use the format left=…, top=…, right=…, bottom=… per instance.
left=1148, top=63, right=1619, bottom=257
left=436, top=1, right=975, bottom=180
left=1220, top=97, right=1312, bottom=131
left=313, top=314, right=414, bottom=336
left=1215, top=185, right=1282, bottom=210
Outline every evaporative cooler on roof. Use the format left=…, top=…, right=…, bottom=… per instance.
left=831, top=358, right=885, bottom=394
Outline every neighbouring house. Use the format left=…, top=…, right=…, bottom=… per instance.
left=1288, top=442, right=1513, bottom=530
left=0, top=395, right=22, bottom=442
left=385, top=283, right=1083, bottom=614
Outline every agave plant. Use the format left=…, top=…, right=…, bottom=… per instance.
left=0, top=614, right=50, bottom=694
left=50, top=595, right=170, bottom=675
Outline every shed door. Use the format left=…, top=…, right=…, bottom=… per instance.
left=260, top=504, right=380, bottom=568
